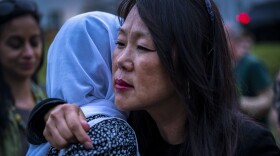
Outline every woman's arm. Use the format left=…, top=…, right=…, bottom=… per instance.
left=27, top=98, right=66, bottom=144
left=27, top=98, right=92, bottom=149
left=44, top=103, right=92, bottom=149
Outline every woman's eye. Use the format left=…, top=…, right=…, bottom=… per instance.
left=137, top=45, right=156, bottom=52
left=7, top=37, right=23, bottom=49
left=116, top=41, right=125, bottom=48
left=30, top=36, right=41, bottom=48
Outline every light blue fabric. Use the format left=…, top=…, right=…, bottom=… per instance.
left=27, top=143, right=50, bottom=156
left=46, top=11, right=128, bottom=120
left=27, top=11, right=129, bottom=156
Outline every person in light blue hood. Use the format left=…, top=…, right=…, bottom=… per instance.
left=27, top=11, right=139, bottom=156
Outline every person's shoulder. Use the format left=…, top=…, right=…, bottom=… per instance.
left=89, top=116, right=137, bottom=143
left=237, top=54, right=258, bottom=70
left=244, top=54, right=264, bottom=67
left=238, top=119, right=268, bottom=140
left=236, top=118, right=280, bottom=156
left=61, top=116, right=138, bottom=155
left=31, top=82, right=47, bottom=103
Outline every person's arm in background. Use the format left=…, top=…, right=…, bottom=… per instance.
left=241, top=86, right=274, bottom=119
left=240, top=59, right=273, bottom=120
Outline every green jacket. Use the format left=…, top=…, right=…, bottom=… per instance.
left=0, top=82, right=46, bottom=156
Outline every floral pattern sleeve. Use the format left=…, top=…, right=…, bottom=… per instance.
left=47, top=115, right=138, bottom=156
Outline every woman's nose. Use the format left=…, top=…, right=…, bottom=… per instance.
left=22, top=43, right=34, bottom=58
left=116, top=48, right=133, bottom=72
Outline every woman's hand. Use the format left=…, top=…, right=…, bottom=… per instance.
left=43, top=104, right=93, bottom=149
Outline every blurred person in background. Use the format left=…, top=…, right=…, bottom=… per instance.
left=270, top=70, right=280, bottom=146
left=0, top=0, right=46, bottom=155
left=226, top=24, right=274, bottom=128
left=275, top=70, right=280, bottom=134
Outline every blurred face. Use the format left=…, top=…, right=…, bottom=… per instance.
left=0, top=15, right=42, bottom=80
left=113, top=6, right=178, bottom=112
left=231, top=37, right=249, bottom=61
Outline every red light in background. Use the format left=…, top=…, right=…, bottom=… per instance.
left=236, top=12, right=250, bottom=24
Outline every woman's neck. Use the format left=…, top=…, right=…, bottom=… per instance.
left=5, top=76, right=35, bottom=110
left=147, top=98, right=187, bottom=145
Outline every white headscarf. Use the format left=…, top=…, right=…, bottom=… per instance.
left=46, top=11, right=128, bottom=120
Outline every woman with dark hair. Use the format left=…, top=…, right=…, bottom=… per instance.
left=116, top=0, right=238, bottom=155
left=27, top=0, right=280, bottom=155
left=0, top=0, right=46, bottom=155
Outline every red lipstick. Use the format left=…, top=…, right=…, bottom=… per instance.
left=115, top=79, right=133, bottom=91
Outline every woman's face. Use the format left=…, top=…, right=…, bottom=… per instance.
left=113, top=6, right=178, bottom=112
left=0, top=15, right=42, bottom=80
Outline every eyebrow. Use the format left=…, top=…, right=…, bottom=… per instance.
left=118, top=28, right=151, bottom=39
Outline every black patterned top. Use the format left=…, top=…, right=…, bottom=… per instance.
left=46, top=115, right=138, bottom=156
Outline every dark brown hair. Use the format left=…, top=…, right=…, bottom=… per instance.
left=119, top=0, right=241, bottom=155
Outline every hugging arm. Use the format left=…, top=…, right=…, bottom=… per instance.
left=47, top=117, right=138, bottom=155
left=27, top=98, right=92, bottom=149
left=27, top=98, right=66, bottom=144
